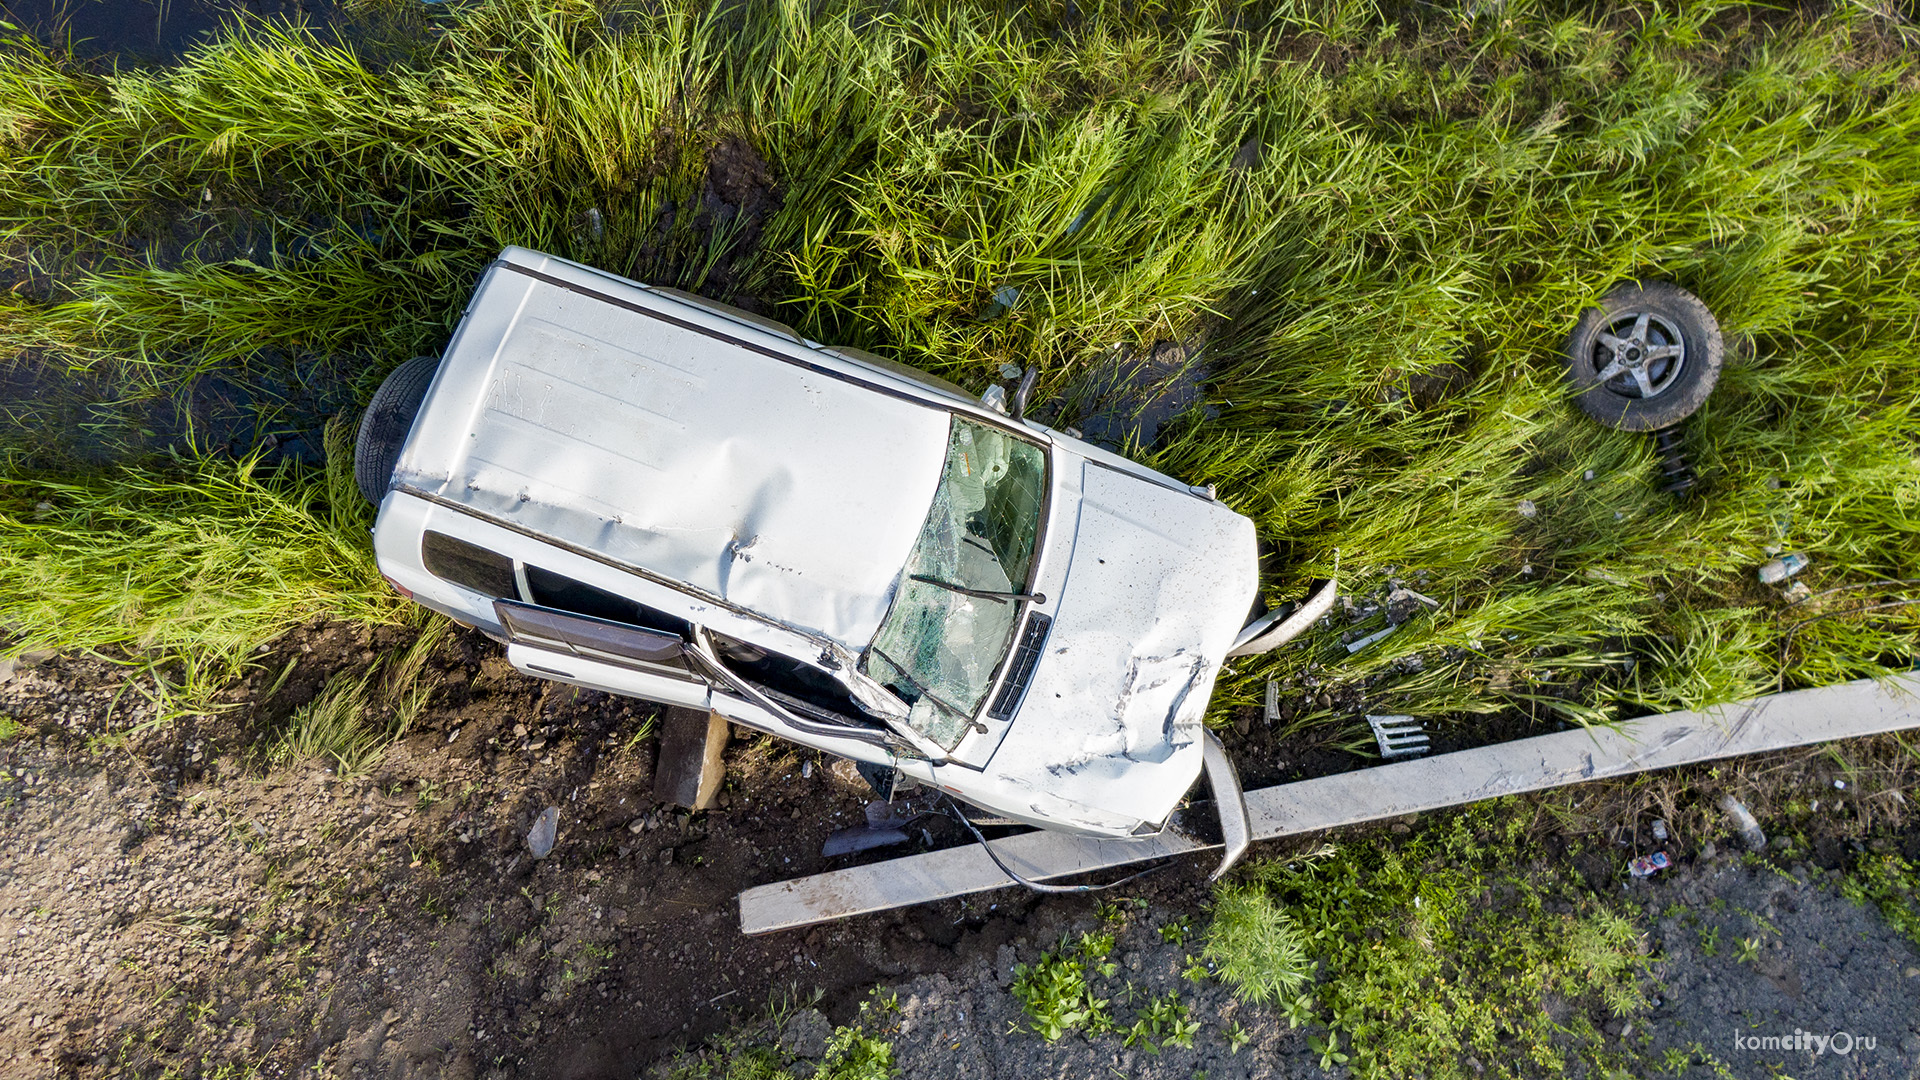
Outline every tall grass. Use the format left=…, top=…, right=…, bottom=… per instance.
left=0, top=419, right=405, bottom=713
left=0, top=0, right=1914, bottom=737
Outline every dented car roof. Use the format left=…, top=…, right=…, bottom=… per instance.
left=392, top=248, right=952, bottom=649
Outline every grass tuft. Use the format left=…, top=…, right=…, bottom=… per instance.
left=1202, top=883, right=1315, bottom=1005
left=271, top=617, right=445, bottom=775
left=273, top=668, right=384, bottom=776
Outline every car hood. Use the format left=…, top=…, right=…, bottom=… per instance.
left=977, top=460, right=1257, bottom=830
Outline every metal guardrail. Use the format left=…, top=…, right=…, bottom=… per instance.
left=738, top=673, right=1920, bottom=934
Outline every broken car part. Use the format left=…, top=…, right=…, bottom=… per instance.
left=1225, top=578, right=1338, bottom=659
left=1012, top=365, right=1039, bottom=423
left=1200, top=729, right=1251, bottom=879
left=1562, top=282, right=1724, bottom=496
left=1344, top=622, right=1397, bottom=654
left=1650, top=425, right=1698, bottom=496
left=1366, top=714, right=1430, bottom=759
left=943, top=728, right=1251, bottom=888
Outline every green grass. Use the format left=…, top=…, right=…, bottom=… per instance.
left=270, top=617, right=446, bottom=774
left=272, top=668, right=385, bottom=774
left=0, top=419, right=406, bottom=715
left=1203, top=882, right=1315, bottom=1006
left=1842, top=851, right=1920, bottom=949
left=1211, top=802, right=1654, bottom=1078
left=0, top=0, right=1915, bottom=739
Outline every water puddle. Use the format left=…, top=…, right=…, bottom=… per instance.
left=1044, top=339, right=1213, bottom=453
left=0, top=350, right=360, bottom=468
left=0, top=0, right=337, bottom=62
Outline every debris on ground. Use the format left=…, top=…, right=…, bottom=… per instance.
left=1345, top=623, right=1397, bottom=653
left=528, top=806, right=560, bottom=859
left=823, top=801, right=935, bottom=856
left=1366, top=715, right=1430, bottom=759
left=1757, top=552, right=1810, bottom=584
left=1717, top=794, right=1767, bottom=851
left=1628, top=851, right=1671, bottom=877
left=822, top=826, right=911, bottom=856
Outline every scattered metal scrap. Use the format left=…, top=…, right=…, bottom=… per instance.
left=1366, top=715, right=1430, bottom=759
left=821, top=800, right=939, bottom=857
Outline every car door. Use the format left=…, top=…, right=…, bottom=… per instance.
left=494, top=599, right=711, bottom=710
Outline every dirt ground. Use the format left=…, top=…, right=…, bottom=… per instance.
left=0, top=622, right=1211, bottom=1079
left=2, top=622, right=1918, bottom=1079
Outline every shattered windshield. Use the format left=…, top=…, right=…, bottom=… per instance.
left=863, top=417, right=1046, bottom=750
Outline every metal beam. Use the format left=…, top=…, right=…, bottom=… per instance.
left=739, top=673, right=1920, bottom=934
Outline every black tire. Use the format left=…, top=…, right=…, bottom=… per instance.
left=354, top=355, right=441, bottom=506
left=1563, top=282, right=1723, bottom=432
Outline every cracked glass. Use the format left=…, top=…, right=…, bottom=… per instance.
left=863, top=417, right=1046, bottom=749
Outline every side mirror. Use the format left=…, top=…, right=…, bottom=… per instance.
left=1012, top=366, right=1038, bottom=423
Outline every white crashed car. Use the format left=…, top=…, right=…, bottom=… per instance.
left=357, top=247, right=1332, bottom=860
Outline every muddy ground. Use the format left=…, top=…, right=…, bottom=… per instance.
left=2, top=622, right=1917, bottom=1079
left=0, top=622, right=1215, bottom=1079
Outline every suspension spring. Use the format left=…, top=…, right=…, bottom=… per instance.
left=1651, top=424, right=1696, bottom=496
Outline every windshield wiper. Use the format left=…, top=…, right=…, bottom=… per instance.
left=910, top=574, right=1046, bottom=605
left=869, top=646, right=989, bottom=736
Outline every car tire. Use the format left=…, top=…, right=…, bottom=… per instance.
left=1563, top=282, right=1722, bottom=432
left=354, top=355, right=441, bottom=506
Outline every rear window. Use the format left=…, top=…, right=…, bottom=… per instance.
left=421, top=532, right=515, bottom=597
left=524, top=564, right=691, bottom=639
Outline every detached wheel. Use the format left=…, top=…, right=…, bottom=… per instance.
left=354, top=355, right=441, bottom=506
left=1563, top=282, right=1722, bottom=432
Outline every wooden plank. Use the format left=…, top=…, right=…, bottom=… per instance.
left=653, top=707, right=729, bottom=810
left=738, top=673, right=1920, bottom=934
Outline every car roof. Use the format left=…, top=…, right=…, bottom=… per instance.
left=393, top=248, right=955, bottom=650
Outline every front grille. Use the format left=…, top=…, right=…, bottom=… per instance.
left=987, top=611, right=1051, bottom=721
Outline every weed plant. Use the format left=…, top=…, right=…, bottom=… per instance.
left=1009, top=932, right=1114, bottom=1041
left=1203, top=882, right=1315, bottom=1005
left=1841, top=852, right=1920, bottom=949
left=0, top=0, right=1915, bottom=740
left=1213, top=801, right=1655, bottom=1078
